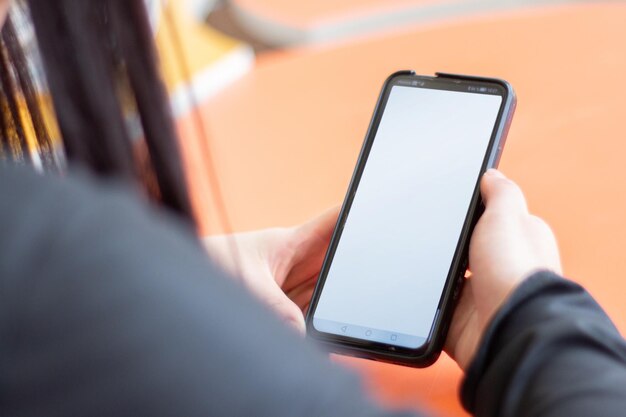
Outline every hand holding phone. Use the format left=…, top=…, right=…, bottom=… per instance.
left=447, top=170, right=562, bottom=369
left=306, top=71, right=517, bottom=367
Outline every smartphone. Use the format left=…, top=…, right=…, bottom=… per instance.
left=306, top=71, right=516, bottom=367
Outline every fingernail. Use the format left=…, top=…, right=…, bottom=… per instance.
left=485, top=169, right=505, bottom=178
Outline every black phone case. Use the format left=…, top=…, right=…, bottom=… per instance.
left=305, top=70, right=517, bottom=367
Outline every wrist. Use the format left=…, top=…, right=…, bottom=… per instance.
left=460, top=270, right=567, bottom=411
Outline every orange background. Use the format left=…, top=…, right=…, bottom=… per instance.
left=178, top=3, right=626, bottom=415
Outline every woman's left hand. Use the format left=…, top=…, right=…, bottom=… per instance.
left=203, top=208, right=339, bottom=334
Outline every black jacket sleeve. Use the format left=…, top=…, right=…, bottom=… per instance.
left=4, top=164, right=626, bottom=417
left=462, top=271, right=626, bottom=417
left=0, top=165, right=416, bottom=417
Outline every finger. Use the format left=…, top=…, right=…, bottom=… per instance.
left=286, top=276, right=315, bottom=299
left=282, top=260, right=319, bottom=291
left=481, top=169, right=528, bottom=214
left=287, top=281, right=316, bottom=310
left=444, top=279, right=479, bottom=369
left=282, top=207, right=340, bottom=292
left=291, top=288, right=315, bottom=312
left=258, top=281, right=307, bottom=335
left=281, top=250, right=325, bottom=293
left=295, top=206, right=341, bottom=243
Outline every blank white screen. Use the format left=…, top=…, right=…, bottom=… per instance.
left=313, top=85, right=502, bottom=345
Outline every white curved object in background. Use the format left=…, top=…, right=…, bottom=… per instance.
left=230, top=0, right=582, bottom=46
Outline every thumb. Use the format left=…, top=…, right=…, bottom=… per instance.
left=296, top=206, right=340, bottom=243
left=481, top=169, right=528, bottom=215
left=289, top=206, right=340, bottom=267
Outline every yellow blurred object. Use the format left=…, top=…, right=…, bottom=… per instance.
left=154, top=0, right=254, bottom=117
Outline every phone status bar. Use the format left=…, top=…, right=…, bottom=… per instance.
left=395, top=77, right=502, bottom=96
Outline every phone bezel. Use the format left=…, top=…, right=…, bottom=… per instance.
left=305, top=71, right=517, bottom=367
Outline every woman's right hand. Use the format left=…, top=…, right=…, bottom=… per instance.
left=446, top=169, right=563, bottom=370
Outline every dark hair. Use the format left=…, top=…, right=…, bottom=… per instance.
left=0, top=0, right=195, bottom=223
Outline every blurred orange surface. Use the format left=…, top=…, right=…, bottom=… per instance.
left=178, top=3, right=626, bottom=416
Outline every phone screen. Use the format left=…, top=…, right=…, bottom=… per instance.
left=311, top=81, right=504, bottom=349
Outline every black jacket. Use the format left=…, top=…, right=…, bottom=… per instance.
left=1, top=165, right=625, bottom=417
